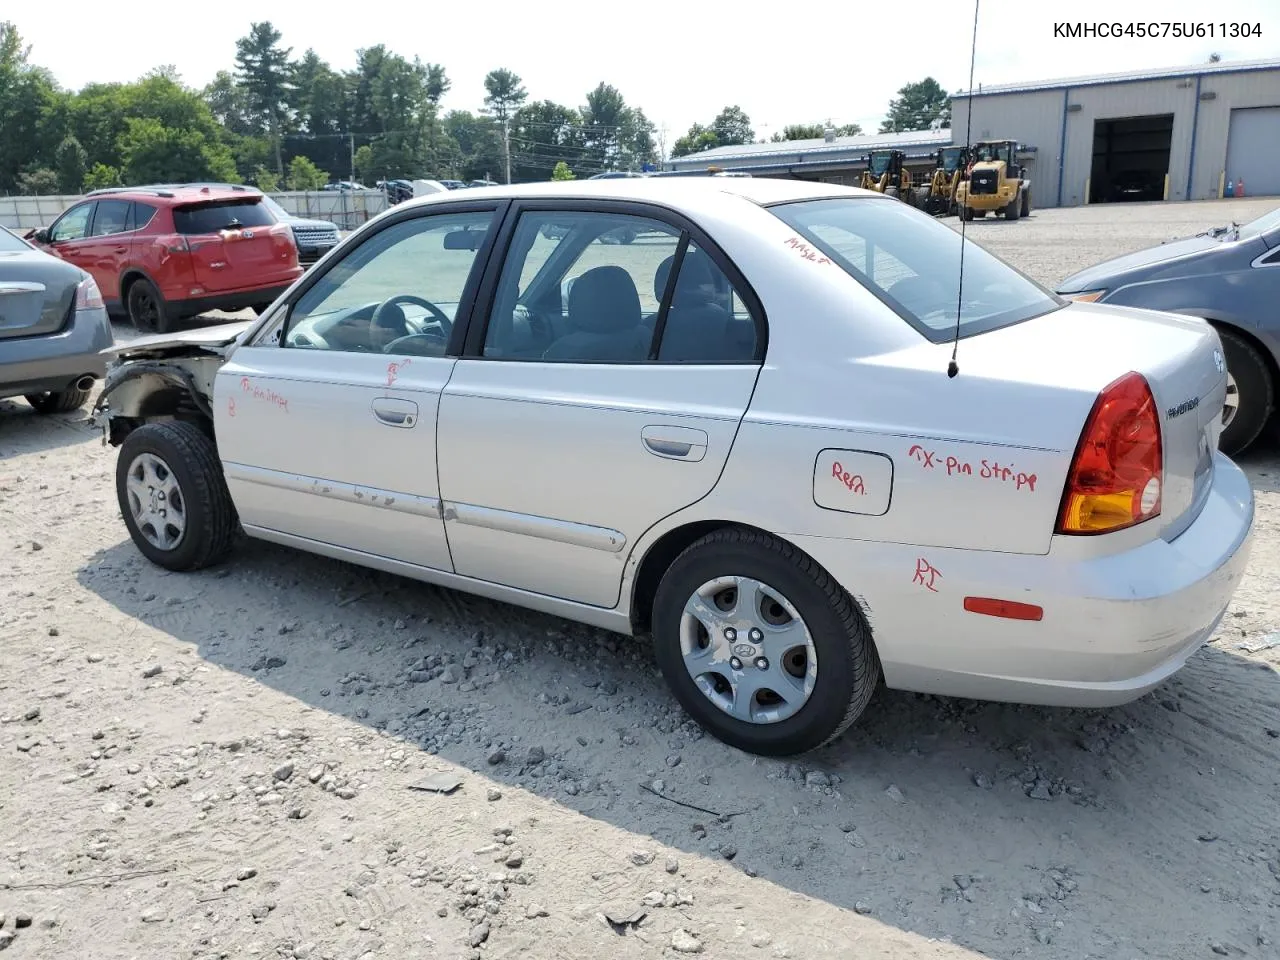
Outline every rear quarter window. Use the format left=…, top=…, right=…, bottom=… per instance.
left=172, top=199, right=275, bottom=234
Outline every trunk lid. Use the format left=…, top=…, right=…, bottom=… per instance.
left=175, top=198, right=297, bottom=294
left=953, top=301, right=1225, bottom=542
left=0, top=250, right=81, bottom=340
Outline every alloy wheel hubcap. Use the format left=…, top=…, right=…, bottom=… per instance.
left=678, top=576, right=817, bottom=724
left=125, top=452, right=187, bottom=550
left=1222, top=370, right=1239, bottom=429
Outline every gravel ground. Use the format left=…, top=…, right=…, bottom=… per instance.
left=2, top=197, right=1279, bottom=960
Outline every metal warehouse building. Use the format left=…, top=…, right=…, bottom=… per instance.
left=952, top=57, right=1280, bottom=207
left=667, top=57, right=1279, bottom=207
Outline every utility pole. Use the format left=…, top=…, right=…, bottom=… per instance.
left=503, top=117, right=512, bottom=185
left=350, top=134, right=356, bottom=186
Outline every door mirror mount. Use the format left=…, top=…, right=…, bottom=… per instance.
left=28, top=228, right=50, bottom=245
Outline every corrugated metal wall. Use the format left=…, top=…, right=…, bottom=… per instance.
left=1190, top=70, right=1280, bottom=199
left=952, top=90, right=1063, bottom=207
left=954, top=67, right=1280, bottom=206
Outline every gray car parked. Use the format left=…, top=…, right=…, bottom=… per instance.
left=0, top=225, right=114, bottom=414
left=1056, top=205, right=1280, bottom=456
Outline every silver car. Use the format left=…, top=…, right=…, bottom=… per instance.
left=0, top=225, right=113, bottom=414
left=91, top=178, right=1253, bottom=756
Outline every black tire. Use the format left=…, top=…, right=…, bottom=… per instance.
left=1020, top=187, right=1032, bottom=217
left=959, top=205, right=973, bottom=221
left=127, top=278, right=172, bottom=334
left=25, top=387, right=90, bottom=414
left=115, top=421, right=238, bottom=571
left=1004, top=193, right=1021, bottom=220
left=650, top=527, right=880, bottom=757
left=1217, top=327, right=1273, bottom=457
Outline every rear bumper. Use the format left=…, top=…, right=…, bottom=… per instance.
left=792, top=452, right=1255, bottom=708
left=169, top=280, right=298, bottom=319
left=0, top=306, right=113, bottom=399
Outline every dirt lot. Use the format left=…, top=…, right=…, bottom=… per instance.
left=2, top=197, right=1279, bottom=960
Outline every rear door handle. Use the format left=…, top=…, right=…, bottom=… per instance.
left=113, top=246, right=127, bottom=254
left=642, top=425, right=708, bottom=461
left=372, top=397, right=419, bottom=428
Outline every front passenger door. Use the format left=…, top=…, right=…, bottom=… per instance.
left=214, top=205, right=501, bottom=572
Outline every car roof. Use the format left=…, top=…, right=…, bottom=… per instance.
left=399, top=176, right=877, bottom=214
left=85, top=183, right=264, bottom=202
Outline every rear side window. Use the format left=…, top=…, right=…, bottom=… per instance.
left=172, top=199, right=274, bottom=234
left=769, top=197, right=1063, bottom=342
left=128, top=202, right=159, bottom=232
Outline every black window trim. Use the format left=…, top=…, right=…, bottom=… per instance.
left=460, top=197, right=768, bottom=366
left=267, top=198, right=511, bottom=355
left=761, top=195, right=1068, bottom=345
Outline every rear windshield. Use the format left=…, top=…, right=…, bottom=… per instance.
left=172, top=199, right=274, bottom=234
left=0, top=227, right=30, bottom=252
left=768, top=197, right=1064, bottom=342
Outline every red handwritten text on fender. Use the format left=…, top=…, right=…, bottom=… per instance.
left=386, top=358, right=412, bottom=387
left=912, top=557, right=942, bottom=592
left=907, top=444, right=1036, bottom=493
left=239, top=376, right=289, bottom=413
left=830, top=461, right=866, bottom=494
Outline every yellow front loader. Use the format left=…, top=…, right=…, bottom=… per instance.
left=954, top=140, right=1032, bottom=221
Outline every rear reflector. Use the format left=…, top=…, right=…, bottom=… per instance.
left=963, top=597, right=1044, bottom=621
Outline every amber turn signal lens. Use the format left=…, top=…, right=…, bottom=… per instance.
left=1065, top=290, right=1106, bottom=302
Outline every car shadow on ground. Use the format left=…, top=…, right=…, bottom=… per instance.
left=0, top=399, right=103, bottom=458
left=76, top=527, right=1280, bottom=958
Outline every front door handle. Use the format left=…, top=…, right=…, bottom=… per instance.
left=113, top=246, right=127, bottom=254
left=641, top=424, right=708, bottom=462
left=372, top=397, right=419, bottom=428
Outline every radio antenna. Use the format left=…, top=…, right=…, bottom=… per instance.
left=948, top=0, right=981, bottom=378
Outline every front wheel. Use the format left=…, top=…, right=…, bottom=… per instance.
left=651, top=528, right=880, bottom=756
left=116, top=421, right=238, bottom=571
left=1217, top=328, right=1273, bottom=456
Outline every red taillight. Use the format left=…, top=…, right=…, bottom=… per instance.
left=1056, top=371, right=1163, bottom=535
left=75, top=276, right=104, bottom=311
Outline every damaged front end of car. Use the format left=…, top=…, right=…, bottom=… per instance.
left=90, top=321, right=252, bottom=447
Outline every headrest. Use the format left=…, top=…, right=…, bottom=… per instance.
left=568, top=265, right=642, bottom=334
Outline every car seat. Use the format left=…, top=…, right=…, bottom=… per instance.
left=542, top=265, right=649, bottom=361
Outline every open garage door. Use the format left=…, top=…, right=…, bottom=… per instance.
left=1090, top=114, right=1173, bottom=203
left=1226, top=107, right=1280, bottom=197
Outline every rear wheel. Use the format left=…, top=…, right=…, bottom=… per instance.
left=1004, top=192, right=1021, bottom=220
left=651, top=527, right=880, bottom=756
left=1020, top=187, right=1032, bottom=217
left=116, top=421, right=238, bottom=571
left=25, top=387, right=90, bottom=414
left=1217, top=328, right=1273, bottom=456
left=127, top=278, right=172, bottom=334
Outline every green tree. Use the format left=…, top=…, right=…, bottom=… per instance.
left=512, top=100, right=582, bottom=181
left=483, top=68, right=528, bottom=183
left=83, top=163, right=121, bottom=190
left=290, top=50, right=349, bottom=176
left=286, top=154, right=327, bottom=190
left=17, top=168, right=58, bottom=195
left=55, top=135, right=87, bottom=193
left=234, top=21, right=293, bottom=175
left=671, top=122, right=718, bottom=158
left=444, top=110, right=504, bottom=182
left=0, top=22, right=63, bottom=194
left=771, top=121, right=863, bottom=142
left=879, top=77, right=950, bottom=133
left=711, top=105, right=753, bottom=146
left=581, top=82, right=638, bottom=172
left=551, top=160, right=575, bottom=181
left=119, top=116, right=237, bottom=183
left=203, top=69, right=257, bottom=137
left=253, top=165, right=279, bottom=191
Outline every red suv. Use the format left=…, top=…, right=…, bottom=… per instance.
left=26, top=184, right=303, bottom=333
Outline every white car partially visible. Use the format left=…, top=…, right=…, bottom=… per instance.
left=92, top=177, right=1254, bottom=756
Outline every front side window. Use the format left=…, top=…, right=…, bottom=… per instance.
left=90, top=200, right=131, bottom=237
left=482, top=210, right=759, bottom=364
left=283, top=210, right=494, bottom=355
left=49, top=203, right=93, bottom=243
left=769, top=197, right=1063, bottom=342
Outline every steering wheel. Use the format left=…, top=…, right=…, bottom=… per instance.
left=370, top=295, right=453, bottom=341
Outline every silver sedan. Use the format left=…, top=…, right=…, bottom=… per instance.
left=91, top=177, right=1254, bottom=756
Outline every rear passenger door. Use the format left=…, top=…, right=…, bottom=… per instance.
left=436, top=200, right=765, bottom=608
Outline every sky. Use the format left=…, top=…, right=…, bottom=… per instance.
left=11, top=0, right=1278, bottom=149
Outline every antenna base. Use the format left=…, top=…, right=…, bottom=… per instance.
left=947, top=359, right=959, bottom=378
